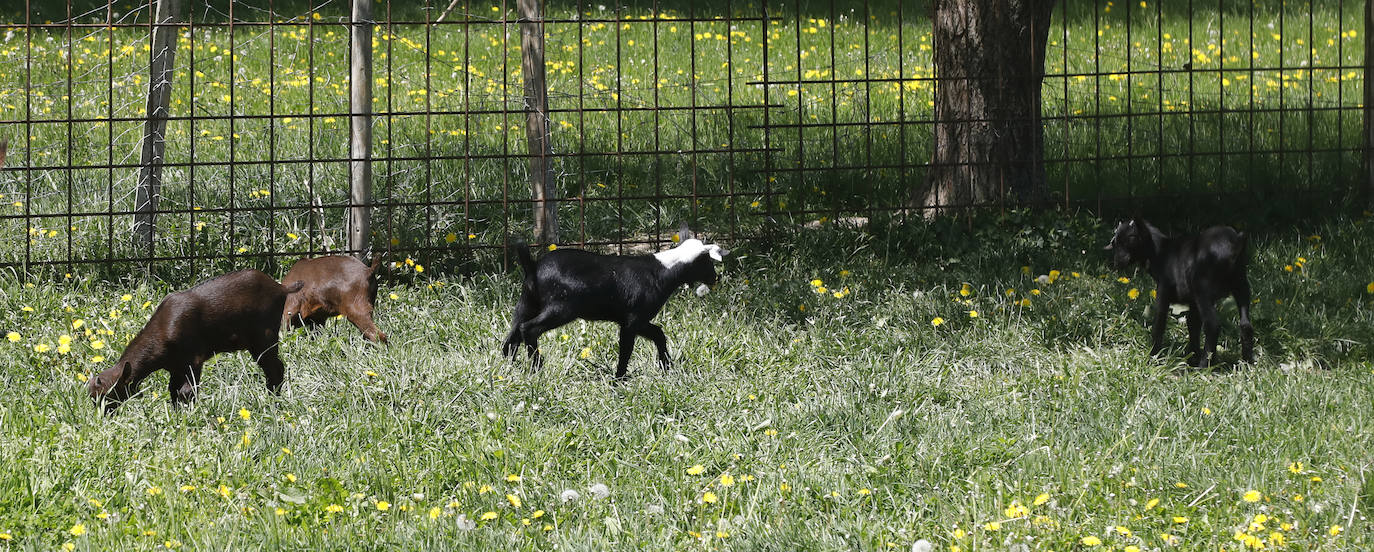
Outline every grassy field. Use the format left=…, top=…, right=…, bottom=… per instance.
left=0, top=1, right=1371, bottom=550
left=0, top=210, right=1372, bottom=550
left=0, top=0, right=1366, bottom=276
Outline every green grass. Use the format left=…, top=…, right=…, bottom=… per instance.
left=0, top=1, right=1366, bottom=277
left=1, top=211, right=1372, bottom=550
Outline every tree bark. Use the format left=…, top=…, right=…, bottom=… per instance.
left=349, top=0, right=373, bottom=260
left=518, top=0, right=558, bottom=244
left=923, top=0, right=1055, bottom=215
left=134, top=0, right=182, bottom=250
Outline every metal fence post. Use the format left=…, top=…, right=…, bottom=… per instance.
left=1365, top=0, right=1374, bottom=206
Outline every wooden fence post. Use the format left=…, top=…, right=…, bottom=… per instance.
left=518, top=0, right=558, bottom=244
left=349, top=0, right=373, bottom=259
left=134, top=0, right=182, bottom=251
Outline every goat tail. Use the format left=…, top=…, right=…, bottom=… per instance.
left=507, top=239, right=538, bottom=293
left=508, top=240, right=536, bottom=274
left=282, top=280, right=306, bottom=294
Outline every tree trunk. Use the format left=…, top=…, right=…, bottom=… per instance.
left=518, top=0, right=558, bottom=244
left=349, top=0, right=373, bottom=260
left=923, top=0, right=1055, bottom=215
left=134, top=0, right=182, bottom=250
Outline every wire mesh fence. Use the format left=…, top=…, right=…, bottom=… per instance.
left=0, top=0, right=1364, bottom=281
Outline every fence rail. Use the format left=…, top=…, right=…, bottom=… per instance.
left=0, top=0, right=1365, bottom=281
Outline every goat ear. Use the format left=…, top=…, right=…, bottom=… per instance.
left=677, top=221, right=693, bottom=242
left=705, top=245, right=726, bottom=262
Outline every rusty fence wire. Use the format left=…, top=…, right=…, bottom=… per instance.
left=0, top=0, right=1364, bottom=281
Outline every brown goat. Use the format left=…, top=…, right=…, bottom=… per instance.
left=88, top=269, right=304, bottom=413
left=280, top=255, right=387, bottom=343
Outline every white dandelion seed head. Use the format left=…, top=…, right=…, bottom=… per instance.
left=644, top=504, right=664, bottom=515
left=910, top=539, right=933, bottom=552
left=1036, top=274, right=1050, bottom=285
left=560, top=489, right=581, bottom=503
left=588, top=483, right=610, bottom=500
left=455, top=514, right=476, bottom=531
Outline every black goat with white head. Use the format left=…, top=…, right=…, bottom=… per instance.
left=502, top=226, right=728, bottom=379
left=1106, top=218, right=1254, bottom=368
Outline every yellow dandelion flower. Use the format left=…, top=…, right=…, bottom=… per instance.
left=687, top=464, right=706, bottom=475
left=1128, top=288, right=1140, bottom=300
left=505, top=474, right=521, bottom=482
left=69, top=524, right=86, bottom=536
left=1081, top=535, right=1102, bottom=546
left=720, top=473, right=735, bottom=487
left=506, top=494, right=521, bottom=508
left=375, top=500, right=391, bottom=511
left=959, top=283, right=972, bottom=297
left=931, top=317, right=945, bottom=327
left=1328, top=525, right=1342, bottom=536
left=1033, top=493, right=1050, bottom=506
left=1288, top=462, right=1303, bottom=473
left=238, top=408, right=251, bottom=420
left=1243, top=490, right=1262, bottom=502
left=702, top=491, right=718, bottom=504
left=5, top=332, right=19, bottom=343
left=325, top=503, right=344, bottom=513
left=480, top=511, right=498, bottom=521
left=983, top=521, right=1000, bottom=531
left=967, top=310, right=978, bottom=318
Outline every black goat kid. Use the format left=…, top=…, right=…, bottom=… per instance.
left=502, top=231, right=728, bottom=379
left=1106, top=219, right=1254, bottom=368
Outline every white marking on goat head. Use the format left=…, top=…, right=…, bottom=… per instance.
left=655, top=238, right=726, bottom=269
